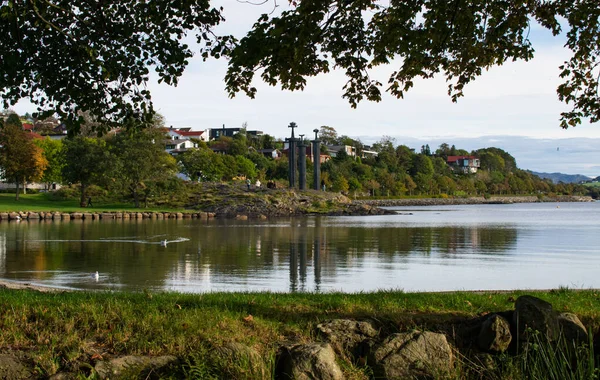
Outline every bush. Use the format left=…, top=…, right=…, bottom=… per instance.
left=484, top=193, right=492, bottom=200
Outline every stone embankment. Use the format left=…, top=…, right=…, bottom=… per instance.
left=354, top=195, right=594, bottom=207
left=0, top=211, right=216, bottom=222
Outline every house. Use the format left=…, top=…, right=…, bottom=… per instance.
left=209, top=125, right=263, bottom=140
left=326, top=145, right=356, bottom=158
left=447, top=155, right=480, bottom=174
left=258, top=148, right=282, bottom=159
left=165, top=139, right=197, bottom=155
left=164, top=127, right=210, bottom=154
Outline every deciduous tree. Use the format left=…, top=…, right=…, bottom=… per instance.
left=62, top=136, right=111, bottom=206
left=0, top=117, right=48, bottom=199
left=33, top=137, right=64, bottom=189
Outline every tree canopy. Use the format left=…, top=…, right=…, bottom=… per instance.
left=225, top=0, right=599, bottom=129
left=0, top=0, right=228, bottom=134
left=1, top=1, right=599, bottom=132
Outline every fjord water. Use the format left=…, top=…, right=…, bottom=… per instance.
left=0, top=202, right=598, bottom=292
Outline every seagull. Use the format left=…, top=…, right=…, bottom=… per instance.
left=160, top=240, right=168, bottom=247
left=94, top=271, right=99, bottom=281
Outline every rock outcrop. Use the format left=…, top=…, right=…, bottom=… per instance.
left=276, top=343, right=344, bottom=380
left=370, top=330, right=454, bottom=379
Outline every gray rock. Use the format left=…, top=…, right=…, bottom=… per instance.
left=217, top=343, right=267, bottom=378
left=26, top=212, right=39, bottom=220
left=513, top=295, right=559, bottom=342
left=558, top=312, right=588, bottom=345
left=478, top=314, right=512, bottom=353
left=94, top=355, right=178, bottom=379
left=0, top=354, right=34, bottom=379
left=316, top=319, right=378, bottom=360
left=276, top=343, right=344, bottom=380
left=370, top=330, right=454, bottom=379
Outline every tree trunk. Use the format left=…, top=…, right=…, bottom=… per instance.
left=15, top=178, right=20, bottom=201
left=133, top=188, right=140, bottom=208
left=80, top=183, right=87, bottom=207
left=23, top=180, right=27, bottom=194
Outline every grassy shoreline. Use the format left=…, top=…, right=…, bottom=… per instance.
left=0, top=286, right=598, bottom=378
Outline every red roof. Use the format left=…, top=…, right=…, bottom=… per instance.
left=178, top=131, right=203, bottom=137
left=447, top=155, right=476, bottom=162
left=22, top=123, right=34, bottom=130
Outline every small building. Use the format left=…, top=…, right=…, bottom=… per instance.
left=209, top=125, right=263, bottom=140
left=326, top=145, right=356, bottom=158
left=447, top=155, right=480, bottom=174
left=165, top=139, right=197, bottom=155
left=258, top=148, right=282, bottom=159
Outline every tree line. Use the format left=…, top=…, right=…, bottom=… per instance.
left=0, top=115, right=591, bottom=207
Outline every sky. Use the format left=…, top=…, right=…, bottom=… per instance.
left=12, top=1, right=600, bottom=177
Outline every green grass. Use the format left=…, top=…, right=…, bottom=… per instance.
left=0, top=193, right=187, bottom=213
left=0, top=288, right=598, bottom=378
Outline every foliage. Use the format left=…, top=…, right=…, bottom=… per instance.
left=0, top=1, right=228, bottom=134
left=225, top=0, right=600, bottom=129
left=108, top=127, right=178, bottom=208
left=61, top=136, right=112, bottom=206
left=33, top=137, right=64, bottom=188
left=0, top=117, right=48, bottom=199
left=178, top=148, right=226, bottom=182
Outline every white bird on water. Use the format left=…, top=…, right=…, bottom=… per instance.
left=94, top=271, right=99, bottom=282
left=160, top=240, right=168, bottom=247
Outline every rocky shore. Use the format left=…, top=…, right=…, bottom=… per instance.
left=0, top=190, right=593, bottom=222
left=354, top=194, right=594, bottom=207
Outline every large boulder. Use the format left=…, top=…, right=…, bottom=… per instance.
left=316, top=319, right=378, bottom=360
left=513, top=295, right=559, bottom=342
left=94, top=355, right=178, bottom=379
left=276, top=343, right=344, bottom=380
left=478, top=314, right=512, bottom=353
left=0, top=354, right=34, bottom=379
left=370, top=331, right=453, bottom=379
left=558, top=313, right=588, bottom=345
left=216, top=343, right=267, bottom=379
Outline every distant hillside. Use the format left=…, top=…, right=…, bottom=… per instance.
left=528, top=171, right=592, bottom=184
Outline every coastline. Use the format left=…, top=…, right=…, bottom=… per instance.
left=0, top=194, right=593, bottom=221
left=353, top=194, right=594, bottom=207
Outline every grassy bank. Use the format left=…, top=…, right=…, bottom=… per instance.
left=0, top=193, right=187, bottom=213
left=0, top=288, right=598, bottom=378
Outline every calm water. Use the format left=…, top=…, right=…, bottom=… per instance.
left=0, top=202, right=598, bottom=292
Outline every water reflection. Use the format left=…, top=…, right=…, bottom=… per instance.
left=0, top=203, right=599, bottom=292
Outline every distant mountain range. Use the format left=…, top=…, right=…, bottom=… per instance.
left=528, top=171, right=596, bottom=184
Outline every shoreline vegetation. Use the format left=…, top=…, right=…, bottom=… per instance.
left=0, top=186, right=594, bottom=221
left=0, top=286, right=598, bottom=379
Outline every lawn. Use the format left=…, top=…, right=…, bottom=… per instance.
left=0, top=192, right=187, bottom=213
